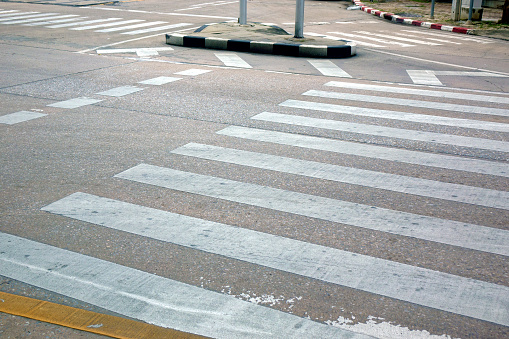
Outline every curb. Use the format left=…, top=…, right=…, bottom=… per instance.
left=166, top=24, right=356, bottom=58
left=352, top=0, right=473, bottom=34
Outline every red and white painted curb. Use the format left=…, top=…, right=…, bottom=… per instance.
left=352, top=0, right=474, bottom=34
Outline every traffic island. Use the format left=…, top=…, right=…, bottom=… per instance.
left=166, top=22, right=356, bottom=58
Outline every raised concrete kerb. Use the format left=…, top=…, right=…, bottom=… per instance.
left=352, top=0, right=474, bottom=34
left=166, top=33, right=356, bottom=58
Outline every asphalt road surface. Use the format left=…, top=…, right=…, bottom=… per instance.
left=1, top=0, right=508, bottom=338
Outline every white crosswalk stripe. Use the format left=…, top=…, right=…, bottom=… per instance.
left=400, top=29, right=494, bottom=43
left=94, top=20, right=167, bottom=32
left=1, top=14, right=79, bottom=25
left=218, top=125, right=509, bottom=177
left=0, top=12, right=58, bottom=22
left=280, top=99, right=509, bottom=132
left=307, top=32, right=385, bottom=48
left=0, top=232, right=364, bottom=338
left=303, top=89, right=509, bottom=117
left=0, top=11, right=36, bottom=17
left=327, top=31, right=414, bottom=47
left=253, top=111, right=509, bottom=152
left=171, top=143, right=509, bottom=209
left=318, top=29, right=494, bottom=49
left=115, top=164, right=508, bottom=256
left=41, top=192, right=509, bottom=327
left=24, top=17, right=87, bottom=26
left=69, top=19, right=145, bottom=30
left=354, top=31, right=443, bottom=46
left=5, top=75, right=508, bottom=337
left=47, top=18, right=124, bottom=28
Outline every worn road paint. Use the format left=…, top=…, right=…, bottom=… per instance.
left=42, top=193, right=509, bottom=326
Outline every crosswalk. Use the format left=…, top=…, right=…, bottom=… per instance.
left=1, top=73, right=508, bottom=337
left=307, top=29, right=493, bottom=49
left=0, top=9, right=191, bottom=35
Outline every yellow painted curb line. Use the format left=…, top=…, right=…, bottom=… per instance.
left=0, top=291, right=209, bottom=339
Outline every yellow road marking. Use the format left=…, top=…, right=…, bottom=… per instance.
left=0, top=291, right=208, bottom=339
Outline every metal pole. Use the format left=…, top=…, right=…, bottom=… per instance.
left=430, top=0, right=436, bottom=19
left=239, top=0, right=247, bottom=25
left=467, top=0, right=474, bottom=24
left=295, top=0, right=305, bottom=38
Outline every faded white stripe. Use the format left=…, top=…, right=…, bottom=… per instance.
left=95, top=21, right=166, bottom=32
left=324, top=81, right=509, bottom=105
left=171, top=143, right=509, bottom=209
left=0, top=111, right=47, bottom=125
left=0, top=231, right=364, bottom=338
left=120, top=23, right=191, bottom=35
left=0, top=12, right=57, bottom=23
left=70, top=19, right=144, bottom=30
left=2, top=14, right=78, bottom=25
left=252, top=112, right=509, bottom=153
left=303, top=89, right=509, bottom=117
left=308, top=60, right=351, bottom=78
left=327, top=31, right=413, bottom=47
left=96, top=86, right=143, bottom=97
left=215, top=53, right=252, bottom=68
left=216, top=126, right=509, bottom=177
left=47, top=97, right=102, bottom=109
left=47, top=18, right=123, bottom=29
left=42, top=193, right=509, bottom=326
left=280, top=99, right=509, bottom=133
left=115, top=164, right=509, bottom=256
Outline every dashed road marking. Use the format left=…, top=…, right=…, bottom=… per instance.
left=215, top=53, right=252, bottom=68
left=0, top=111, right=47, bottom=125
left=47, top=97, right=103, bottom=109
left=307, top=60, right=351, bottom=78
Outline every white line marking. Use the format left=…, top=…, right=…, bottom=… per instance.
left=47, top=18, right=123, bottom=28
left=306, top=32, right=384, bottom=48
left=95, top=21, right=166, bottom=33
left=354, top=31, right=442, bottom=45
left=216, top=126, right=509, bottom=177
left=47, top=97, right=102, bottom=109
left=407, top=70, right=443, bottom=86
left=42, top=193, right=509, bottom=326
left=2, top=14, right=79, bottom=25
left=97, top=47, right=174, bottom=56
left=327, top=31, right=413, bottom=47
left=172, top=143, right=509, bottom=209
left=174, top=69, right=212, bottom=76
left=303, top=89, right=509, bottom=117
left=393, top=32, right=462, bottom=44
left=96, top=86, right=143, bottom=97
left=307, top=60, right=351, bottom=78
left=215, top=53, right=252, bottom=68
left=253, top=111, right=509, bottom=153
left=0, top=111, right=47, bottom=125
left=120, top=23, right=191, bottom=35
left=400, top=29, right=493, bottom=43
left=0, top=10, right=22, bottom=16
left=0, top=12, right=58, bottom=23
left=325, top=81, right=509, bottom=105
left=280, top=99, right=509, bottom=133
left=115, top=164, right=509, bottom=256
left=138, top=76, right=182, bottom=85
left=0, top=232, right=364, bottom=338
left=70, top=19, right=145, bottom=30
left=24, top=17, right=86, bottom=26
